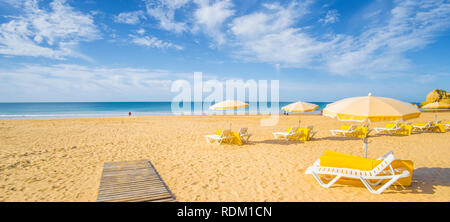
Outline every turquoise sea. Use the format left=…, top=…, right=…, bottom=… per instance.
left=0, top=101, right=420, bottom=119
left=0, top=102, right=333, bottom=119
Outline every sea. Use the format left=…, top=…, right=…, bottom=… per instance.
left=0, top=102, right=420, bottom=119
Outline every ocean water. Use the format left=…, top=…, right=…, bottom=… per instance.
left=0, top=102, right=332, bottom=119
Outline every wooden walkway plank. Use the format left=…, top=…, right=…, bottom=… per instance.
left=96, top=159, right=176, bottom=202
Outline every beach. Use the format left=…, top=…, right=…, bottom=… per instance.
left=0, top=112, right=449, bottom=202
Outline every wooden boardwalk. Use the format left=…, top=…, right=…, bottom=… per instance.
left=96, top=159, right=176, bottom=202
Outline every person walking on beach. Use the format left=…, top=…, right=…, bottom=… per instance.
left=128, top=112, right=132, bottom=117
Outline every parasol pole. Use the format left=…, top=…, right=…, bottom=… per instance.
left=363, top=119, right=370, bottom=158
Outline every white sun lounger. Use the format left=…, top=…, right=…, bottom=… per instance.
left=412, top=121, right=434, bottom=132
left=238, top=127, right=252, bottom=143
left=272, top=127, right=302, bottom=141
left=305, top=151, right=410, bottom=194
left=329, top=124, right=358, bottom=137
left=373, top=122, right=404, bottom=135
left=205, top=130, right=234, bottom=144
left=306, top=125, right=318, bottom=140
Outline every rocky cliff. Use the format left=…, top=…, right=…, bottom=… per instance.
left=419, top=89, right=450, bottom=108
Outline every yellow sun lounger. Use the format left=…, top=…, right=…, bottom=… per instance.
left=434, top=123, right=446, bottom=133
left=273, top=127, right=303, bottom=141
left=412, top=121, right=435, bottom=132
left=205, top=130, right=234, bottom=144
left=330, top=125, right=367, bottom=138
left=297, top=126, right=318, bottom=141
left=305, top=150, right=413, bottom=194
left=273, top=126, right=317, bottom=141
left=205, top=129, right=245, bottom=145
left=374, top=122, right=412, bottom=135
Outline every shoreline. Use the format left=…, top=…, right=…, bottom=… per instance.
left=0, top=112, right=324, bottom=120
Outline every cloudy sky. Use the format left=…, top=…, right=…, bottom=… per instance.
left=0, top=0, right=449, bottom=102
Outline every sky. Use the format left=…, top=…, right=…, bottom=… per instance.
left=0, top=0, right=449, bottom=103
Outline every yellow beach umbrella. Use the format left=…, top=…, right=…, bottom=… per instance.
left=421, top=101, right=450, bottom=109
left=323, top=93, right=421, bottom=157
left=282, top=101, right=318, bottom=127
left=323, top=93, right=420, bottom=122
left=209, top=100, right=249, bottom=110
left=421, top=101, right=450, bottom=122
left=282, top=101, right=318, bottom=113
left=209, top=100, right=249, bottom=129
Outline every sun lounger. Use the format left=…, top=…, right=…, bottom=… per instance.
left=205, top=129, right=234, bottom=144
left=412, top=121, right=435, bottom=132
left=298, top=125, right=317, bottom=141
left=305, top=151, right=412, bottom=194
left=307, top=125, right=318, bottom=140
left=374, top=122, right=405, bottom=135
left=273, top=127, right=303, bottom=141
left=329, top=124, right=360, bottom=137
left=238, top=127, right=252, bottom=143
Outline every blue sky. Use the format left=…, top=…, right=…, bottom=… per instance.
left=0, top=0, right=449, bottom=102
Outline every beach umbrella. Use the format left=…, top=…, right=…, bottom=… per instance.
left=323, top=93, right=421, bottom=158
left=421, top=102, right=450, bottom=122
left=421, top=101, right=450, bottom=109
left=281, top=101, right=319, bottom=127
left=209, top=100, right=249, bottom=110
left=209, top=100, right=249, bottom=129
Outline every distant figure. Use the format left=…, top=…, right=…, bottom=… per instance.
left=319, top=110, right=323, bottom=115
left=129, top=112, right=132, bottom=117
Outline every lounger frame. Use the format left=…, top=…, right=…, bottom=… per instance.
left=329, top=124, right=359, bottom=137
left=374, top=122, right=404, bottom=135
left=239, top=127, right=252, bottom=143
left=272, top=127, right=302, bottom=141
left=305, top=151, right=410, bottom=194
left=205, top=130, right=234, bottom=144
left=412, top=121, right=435, bottom=132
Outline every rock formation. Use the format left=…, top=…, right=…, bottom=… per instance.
left=419, top=89, right=450, bottom=108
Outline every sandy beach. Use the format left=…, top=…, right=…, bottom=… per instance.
left=0, top=112, right=449, bottom=202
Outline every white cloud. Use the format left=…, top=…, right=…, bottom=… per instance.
left=137, top=28, right=146, bottom=35
left=1, top=0, right=26, bottom=8
left=319, top=9, right=340, bottom=24
left=144, top=0, right=190, bottom=33
left=0, top=0, right=100, bottom=60
left=326, top=0, right=450, bottom=76
left=230, top=2, right=302, bottom=39
left=228, top=0, right=450, bottom=77
left=229, top=1, right=333, bottom=67
left=114, top=11, right=145, bottom=25
left=192, top=0, right=235, bottom=46
left=0, top=64, right=176, bottom=102
left=129, top=34, right=184, bottom=50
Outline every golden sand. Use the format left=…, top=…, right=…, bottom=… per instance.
left=0, top=112, right=449, bottom=202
